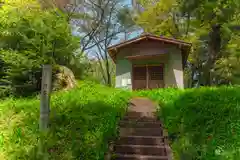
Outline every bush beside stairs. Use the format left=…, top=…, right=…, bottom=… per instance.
left=111, top=97, right=172, bottom=160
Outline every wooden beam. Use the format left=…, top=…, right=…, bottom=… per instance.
left=133, top=64, right=164, bottom=67
left=126, top=54, right=166, bottom=60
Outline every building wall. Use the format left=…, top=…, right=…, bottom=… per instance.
left=115, top=40, right=184, bottom=90
left=165, top=48, right=184, bottom=88
left=115, top=57, right=132, bottom=89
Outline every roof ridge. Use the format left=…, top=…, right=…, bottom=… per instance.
left=140, top=32, right=153, bottom=36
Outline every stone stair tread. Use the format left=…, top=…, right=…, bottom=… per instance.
left=120, top=120, right=162, bottom=123
left=120, top=135, right=166, bottom=138
left=116, top=136, right=166, bottom=146
left=115, top=154, right=169, bottom=160
left=124, top=111, right=156, bottom=118
left=115, top=144, right=167, bottom=156
left=120, top=127, right=163, bottom=137
left=119, top=120, right=163, bottom=127
left=115, top=144, right=167, bottom=148
left=122, top=116, right=158, bottom=122
left=120, top=121, right=160, bottom=125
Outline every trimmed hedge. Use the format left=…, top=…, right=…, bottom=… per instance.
left=0, top=81, right=131, bottom=160
left=1, top=83, right=240, bottom=160
left=139, top=86, right=240, bottom=160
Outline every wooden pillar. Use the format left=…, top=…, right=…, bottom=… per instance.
left=146, top=65, right=149, bottom=89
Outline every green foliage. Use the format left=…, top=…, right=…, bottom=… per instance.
left=139, top=86, right=240, bottom=160
left=85, top=59, right=116, bottom=87
left=136, top=0, right=182, bottom=37
left=136, top=0, right=240, bottom=86
left=0, top=81, right=132, bottom=160
left=0, top=0, right=81, bottom=97
left=214, top=32, right=240, bottom=84
left=1, top=79, right=240, bottom=159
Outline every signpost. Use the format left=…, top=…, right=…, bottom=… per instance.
left=39, top=64, right=52, bottom=131
left=39, top=65, right=52, bottom=159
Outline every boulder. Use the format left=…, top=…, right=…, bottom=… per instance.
left=52, top=65, right=77, bottom=91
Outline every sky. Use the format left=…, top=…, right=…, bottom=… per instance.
left=110, top=0, right=142, bottom=45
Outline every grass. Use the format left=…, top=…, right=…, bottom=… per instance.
left=0, top=81, right=132, bottom=160
left=139, top=86, right=240, bottom=160
left=1, top=82, right=240, bottom=160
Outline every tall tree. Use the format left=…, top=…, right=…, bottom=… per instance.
left=181, top=0, right=240, bottom=85
left=64, top=0, right=136, bottom=86
left=136, top=0, right=240, bottom=86
left=88, top=0, right=126, bottom=86
left=0, top=0, right=80, bottom=96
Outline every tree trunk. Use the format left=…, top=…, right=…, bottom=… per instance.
left=190, top=66, right=196, bottom=88
left=203, top=24, right=221, bottom=86
left=105, top=55, right=112, bottom=86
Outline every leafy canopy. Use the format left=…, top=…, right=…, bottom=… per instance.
left=0, top=0, right=80, bottom=96
left=136, top=0, right=240, bottom=86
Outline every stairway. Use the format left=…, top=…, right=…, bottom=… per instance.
left=113, top=98, right=171, bottom=160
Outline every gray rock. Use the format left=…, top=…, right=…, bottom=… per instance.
left=53, top=65, right=77, bottom=91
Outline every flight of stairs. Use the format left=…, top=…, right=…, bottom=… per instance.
left=113, top=111, right=171, bottom=160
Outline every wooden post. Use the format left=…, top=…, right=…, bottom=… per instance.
left=39, top=65, right=52, bottom=160
left=39, top=64, right=52, bottom=131
left=146, top=65, right=149, bottom=89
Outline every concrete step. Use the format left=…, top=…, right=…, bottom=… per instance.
left=115, top=145, right=167, bottom=156
left=125, top=111, right=156, bottom=118
left=122, top=116, right=158, bottom=122
left=115, top=154, right=169, bottom=160
left=119, top=120, right=162, bottom=128
left=120, top=128, right=163, bottom=137
left=116, top=136, right=166, bottom=146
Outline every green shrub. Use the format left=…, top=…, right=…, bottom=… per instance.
left=0, top=81, right=131, bottom=160
left=139, top=86, right=240, bottom=160
left=0, top=86, right=13, bottom=98
left=2, top=82, right=240, bottom=160
left=0, top=1, right=81, bottom=97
